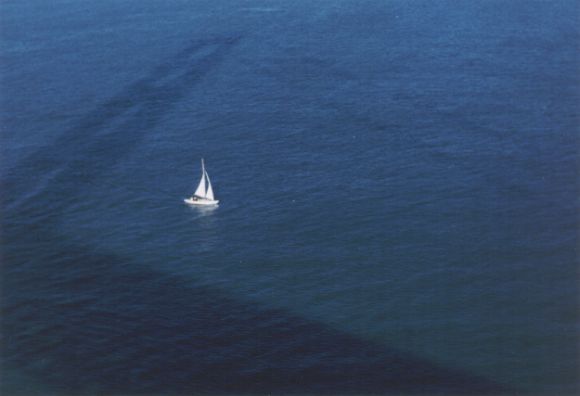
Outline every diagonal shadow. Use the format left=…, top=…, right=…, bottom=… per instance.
left=1, top=37, right=515, bottom=395
left=2, top=35, right=241, bottom=216
left=1, top=238, right=513, bottom=395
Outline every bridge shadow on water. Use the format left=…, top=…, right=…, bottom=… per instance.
left=2, top=34, right=242, bottom=215
left=1, top=233, right=514, bottom=395
left=1, top=35, right=515, bottom=395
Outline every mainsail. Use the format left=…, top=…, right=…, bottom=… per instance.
left=194, top=169, right=206, bottom=198
left=205, top=170, right=215, bottom=201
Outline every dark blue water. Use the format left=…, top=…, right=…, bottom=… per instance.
left=1, top=1, right=578, bottom=394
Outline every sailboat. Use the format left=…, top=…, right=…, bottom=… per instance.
left=184, top=158, right=219, bottom=206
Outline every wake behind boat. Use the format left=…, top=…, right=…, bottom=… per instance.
left=184, top=158, right=219, bottom=206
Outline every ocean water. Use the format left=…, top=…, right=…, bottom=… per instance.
left=1, top=0, right=578, bottom=394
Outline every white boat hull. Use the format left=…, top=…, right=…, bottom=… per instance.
left=184, top=198, right=219, bottom=206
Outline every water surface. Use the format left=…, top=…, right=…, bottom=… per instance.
left=1, top=0, right=578, bottom=394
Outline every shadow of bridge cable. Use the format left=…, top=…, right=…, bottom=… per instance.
left=2, top=35, right=242, bottom=215
left=1, top=229, right=515, bottom=395
left=0, top=31, right=516, bottom=396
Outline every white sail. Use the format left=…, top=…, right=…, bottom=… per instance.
left=194, top=171, right=206, bottom=197
left=184, top=158, right=218, bottom=205
left=205, top=170, right=215, bottom=201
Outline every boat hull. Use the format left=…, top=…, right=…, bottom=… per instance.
left=184, top=198, right=219, bottom=206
